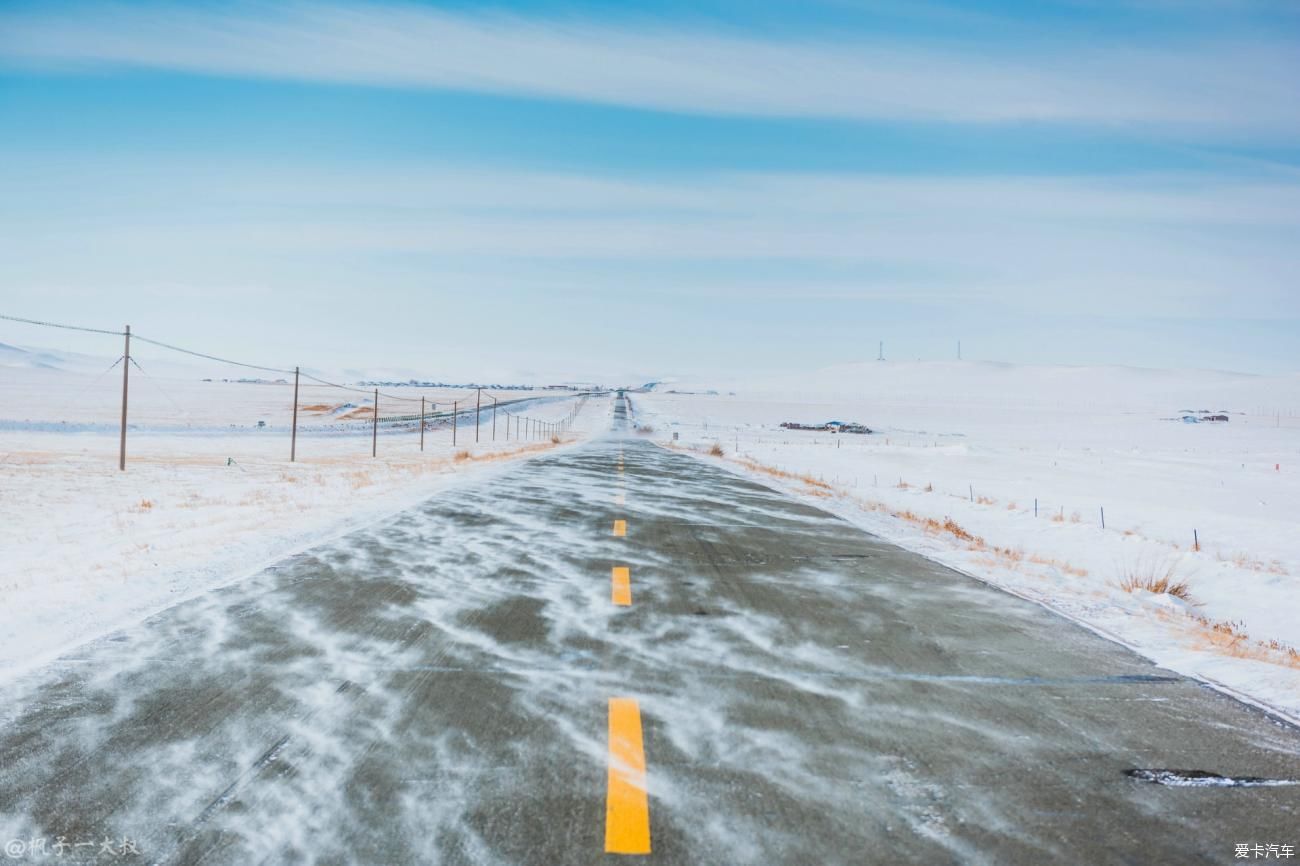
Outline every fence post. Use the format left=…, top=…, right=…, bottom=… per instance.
left=1100, top=506, right=1105, bottom=529
left=118, top=324, right=131, bottom=471
left=476, top=388, right=481, bottom=443
left=969, top=484, right=973, bottom=502
left=1194, top=529, right=1199, bottom=552
left=372, top=388, right=379, bottom=458
left=492, top=397, right=497, bottom=441
left=1034, top=498, right=1038, bottom=517
left=290, top=365, right=300, bottom=462
left=453, top=400, right=458, bottom=446
left=420, top=396, right=425, bottom=452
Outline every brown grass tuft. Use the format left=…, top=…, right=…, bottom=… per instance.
left=941, top=517, right=977, bottom=543
left=1117, top=561, right=1193, bottom=601
left=708, top=442, right=725, bottom=457
left=799, top=473, right=832, bottom=491
left=454, top=450, right=472, bottom=462
left=1178, top=613, right=1300, bottom=669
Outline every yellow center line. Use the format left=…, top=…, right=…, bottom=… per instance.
left=611, top=566, right=632, bottom=606
left=605, top=698, right=651, bottom=855
left=613, top=519, right=627, bottom=537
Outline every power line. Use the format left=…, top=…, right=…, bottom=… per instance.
left=0, top=312, right=125, bottom=336
left=131, top=334, right=295, bottom=376
left=299, top=372, right=425, bottom=402
left=4, top=310, right=557, bottom=409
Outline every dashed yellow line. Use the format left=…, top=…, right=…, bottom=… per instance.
left=611, top=566, right=632, bottom=606
left=605, top=698, right=651, bottom=855
left=605, top=451, right=646, bottom=853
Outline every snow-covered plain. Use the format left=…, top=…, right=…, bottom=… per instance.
left=0, top=345, right=606, bottom=684
left=634, top=361, right=1300, bottom=721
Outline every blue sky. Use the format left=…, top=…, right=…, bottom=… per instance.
left=1, top=0, right=1298, bottom=381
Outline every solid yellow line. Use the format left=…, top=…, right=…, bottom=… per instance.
left=611, top=566, right=631, bottom=606
left=613, top=519, right=627, bottom=537
left=605, top=698, right=651, bottom=855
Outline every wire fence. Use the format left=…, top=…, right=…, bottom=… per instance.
left=0, top=313, right=594, bottom=470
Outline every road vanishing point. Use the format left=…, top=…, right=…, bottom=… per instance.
left=1, top=395, right=1298, bottom=864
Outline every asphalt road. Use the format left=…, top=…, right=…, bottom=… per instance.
left=1, top=395, right=1297, bottom=865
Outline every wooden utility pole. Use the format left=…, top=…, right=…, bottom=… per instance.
left=491, top=397, right=497, bottom=441
left=290, top=366, right=300, bottom=462
left=475, top=388, right=481, bottom=443
left=420, top=396, right=426, bottom=452
left=452, top=400, right=458, bottom=446
left=372, top=388, right=379, bottom=457
left=118, top=325, right=131, bottom=471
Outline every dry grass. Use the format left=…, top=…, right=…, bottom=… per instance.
left=800, top=473, right=832, bottom=491
left=941, top=517, right=978, bottom=543
left=453, top=450, right=472, bottom=462
left=924, top=483, right=933, bottom=492
left=708, top=451, right=1099, bottom=582
left=1172, top=612, right=1300, bottom=669
left=1117, top=561, right=1193, bottom=601
left=730, top=455, right=831, bottom=494
left=1028, top=553, right=1088, bottom=577
left=1216, top=551, right=1289, bottom=576
left=131, top=498, right=154, bottom=512
left=551, top=435, right=561, bottom=444
left=708, top=442, right=725, bottom=457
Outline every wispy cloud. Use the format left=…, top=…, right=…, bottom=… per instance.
left=3, top=159, right=1297, bottom=319
left=2, top=1, right=1298, bottom=137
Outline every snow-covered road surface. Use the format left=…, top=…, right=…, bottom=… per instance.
left=1, top=399, right=1297, bottom=864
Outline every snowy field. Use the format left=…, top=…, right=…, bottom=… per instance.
left=0, top=341, right=607, bottom=684
left=634, top=361, right=1300, bottom=721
